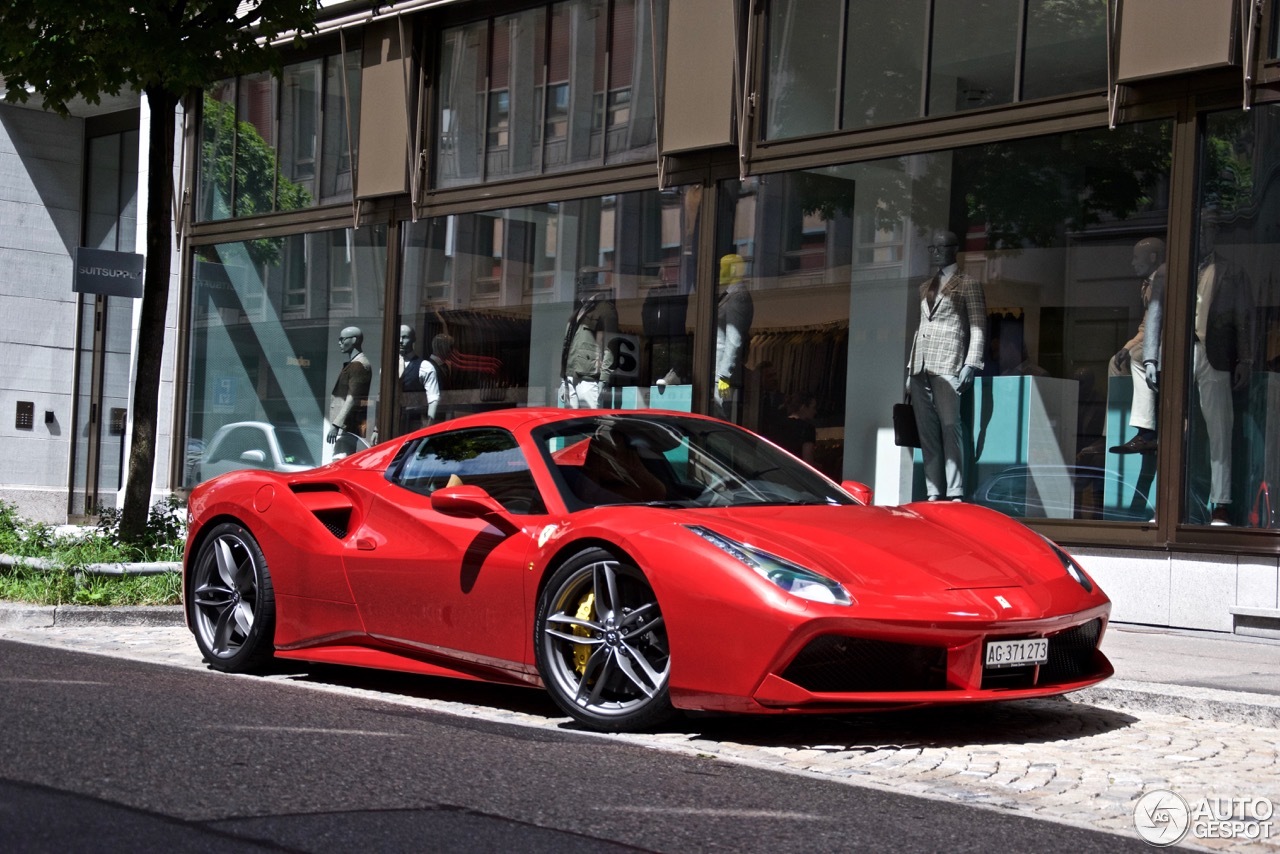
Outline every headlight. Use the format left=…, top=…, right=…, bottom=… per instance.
left=1045, top=538, right=1093, bottom=592
left=686, top=525, right=852, bottom=606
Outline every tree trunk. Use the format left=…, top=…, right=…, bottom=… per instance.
left=119, top=85, right=178, bottom=544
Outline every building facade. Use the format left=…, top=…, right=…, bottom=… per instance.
left=3, top=0, right=1280, bottom=636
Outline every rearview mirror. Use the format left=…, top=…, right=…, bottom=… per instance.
left=841, top=480, right=873, bottom=506
left=431, top=485, right=506, bottom=518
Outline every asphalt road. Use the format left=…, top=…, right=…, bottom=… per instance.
left=0, top=640, right=1151, bottom=853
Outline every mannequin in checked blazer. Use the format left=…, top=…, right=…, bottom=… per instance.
left=906, top=230, right=987, bottom=500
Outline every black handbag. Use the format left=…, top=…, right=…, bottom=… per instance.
left=893, top=394, right=921, bottom=448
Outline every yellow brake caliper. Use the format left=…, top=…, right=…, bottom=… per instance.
left=572, top=592, right=595, bottom=675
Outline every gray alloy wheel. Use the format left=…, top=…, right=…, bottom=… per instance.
left=535, top=548, right=674, bottom=732
left=187, top=521, right=275, bottom=673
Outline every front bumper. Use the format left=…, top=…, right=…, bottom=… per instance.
left=667, top=604, right=1113, bottom=714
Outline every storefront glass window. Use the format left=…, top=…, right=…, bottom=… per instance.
left=396, top=185, right=698, bottom=434
left=842, top=0, right=927, bottom=131
left=765, top=0, right=1107, bottom=139
left=1181, top=108, right=1279, bottom=527
left=1022, top=0, right=1109, bottom=100
left=929, top=0, right=1019, bottom=116
left=715, top=120, right=1172, bottom=517
left=183, top=226, right=388, bottom=486
left=436, top=0, right=667, bottom=188
left=196, top=48, right=360, bottom=222
left=765, top=0, right=842, bottom=139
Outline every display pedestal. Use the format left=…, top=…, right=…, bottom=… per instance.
left=912, top=375, right=1078, bottom=512
left=1102, top=376, right=1157, bottom=521
left=620, top=383, right=692, bottom=413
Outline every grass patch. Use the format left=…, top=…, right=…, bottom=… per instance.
left=0, top=498, right=185, bottom=607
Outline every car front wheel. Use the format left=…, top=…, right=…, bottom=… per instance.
left=187, top=521, right=276, bottom=673
left=535, top=549, right=674, bottom=732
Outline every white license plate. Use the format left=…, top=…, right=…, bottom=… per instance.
left=985, top=638, right=1049, bottom=669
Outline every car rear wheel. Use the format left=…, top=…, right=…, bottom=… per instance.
left=188, top=522, right=276, bottom=673
left=535, top=548, right=674, bottom=732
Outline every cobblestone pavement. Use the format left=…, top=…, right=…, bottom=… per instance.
left=4, top=623, right=1278, bottom=851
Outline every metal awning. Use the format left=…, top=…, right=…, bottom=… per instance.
left=265, top=0, right=465, bottom=46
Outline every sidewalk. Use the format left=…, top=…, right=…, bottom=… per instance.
left=1075, top=623, right=1280, bottom=727
left=2, top=601, right=1278, bottom=726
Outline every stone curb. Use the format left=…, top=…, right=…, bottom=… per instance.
left=0, top=554, right=179, bottom=576
left=1071, top=679, right=1280, bottom=728
left=0, top=603, right=183, bottom=629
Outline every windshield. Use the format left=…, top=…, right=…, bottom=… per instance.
left=274, top=427, right=316, bottom=467
left=534, top=414, right=854, bottom=510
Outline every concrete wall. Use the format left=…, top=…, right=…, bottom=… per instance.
left=1075, top=547, right=1280, bottom=634
left=0, top=99, right=183, bottom=525
left=0, top=105, right=84, bottom=522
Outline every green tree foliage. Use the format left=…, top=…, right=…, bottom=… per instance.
left=950, top=122, right=1172, bottom=248
left=199, top=93, right=310, bottom=266
left=0, top=0, right=319, bottom=543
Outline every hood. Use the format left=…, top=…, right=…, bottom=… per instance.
left=675, top=502, right=1057, bottom=594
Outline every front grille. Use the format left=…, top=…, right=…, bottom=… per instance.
left=781, top=635, right=947, bottom=693
left=980, top=618, right=1103, bottom=689
left=981, top=664, right=1036, bottom=690
left=1040, top=618, right=1103, bottom=683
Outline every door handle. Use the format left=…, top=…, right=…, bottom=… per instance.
left=355, top=537, right=376, bottom=551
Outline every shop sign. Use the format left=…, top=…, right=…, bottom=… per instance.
left=73, top=247, right=144, bottom=298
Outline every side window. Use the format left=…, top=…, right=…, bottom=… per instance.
left=209, top=426, right=265, bottom=464
left=389, top=428, right=545, bottom=515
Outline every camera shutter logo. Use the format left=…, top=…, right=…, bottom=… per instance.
left=1134, top=789, right=1190, bottom=846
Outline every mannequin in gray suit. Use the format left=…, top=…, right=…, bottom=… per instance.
left=907, top=231, right=987, bottom=501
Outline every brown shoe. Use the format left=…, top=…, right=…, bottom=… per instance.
left=1110, top=434, right=1157, bottom=454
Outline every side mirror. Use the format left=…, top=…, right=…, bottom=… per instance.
left=431, top=485, right=506, bottom=519
left=841, top=480, right=873, bottom=506
left=240, top=449, right=268, bottom=465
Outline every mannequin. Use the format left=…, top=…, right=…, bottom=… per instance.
left=715, top=253, right=753, bottom=420
left=1143, top=209, right=1252, bottom=525
left=906, top=230, right=987, bottom=501
left=328, top=326, right=372, bottom=457
left=560, top=284, right=618, bottom=409
left=397, top=324, right=440, bottom=433
left=1110, top=238, right=1165, bottom=455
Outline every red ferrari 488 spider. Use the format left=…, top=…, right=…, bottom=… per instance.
left=183, top=408, right=1112, bottom=732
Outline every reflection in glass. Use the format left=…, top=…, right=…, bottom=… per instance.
left=715, top=174, right=852, bottom=481
left=928, top=0, right=1019, bottom=116
left=197, top=49, right=356, bottom=222
left=1022, top=0, right=1107, bottom=100
left=714, top=120, right=1171, bottom=517
left=436, top=0, right=666, bottom=187
left=766, top=0, right=841, bottom=139
left=397, top=187, right=697, bottom=434
left=185, top=226, right=387, bottom=486
left=842, top=0, right=926, bottom=130
left=280, top=58, right=321, bottom=196
left=1180, top=108, right=1274, bottom=527
left=764, top=0, right=1107, bottom=139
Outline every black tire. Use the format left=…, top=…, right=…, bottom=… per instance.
left=534, top=548, right=674, bottom=732
left=187, top=521, right=276, bottom=673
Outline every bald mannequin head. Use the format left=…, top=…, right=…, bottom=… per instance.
left=338, top=326, right=363, bottom=356
left=1131, top=237, right=1165, bottom=277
